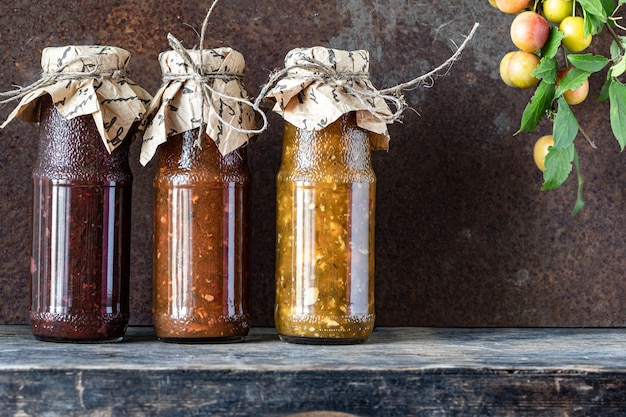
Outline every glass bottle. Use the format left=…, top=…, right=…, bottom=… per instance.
left=152, top=129, right=250, bottom=342
left=0, top=45, right=150, bottom=342
left=30, top=95, right=133, bottom=342
left=275, top=111, right=376, bottom=344
left=143, top=47, right=255, bottom=343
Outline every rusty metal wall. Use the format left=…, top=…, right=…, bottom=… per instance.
left=0, top=0, right=624, bottom=327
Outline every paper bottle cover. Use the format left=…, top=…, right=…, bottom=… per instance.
left=139, top=47, right=255, bottom=166
left=265, top=46, right=393, bottom=150
left=0, top=45, right=151, bottom=153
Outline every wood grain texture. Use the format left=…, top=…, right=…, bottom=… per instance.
left=2, top=326, right=626, bottom=416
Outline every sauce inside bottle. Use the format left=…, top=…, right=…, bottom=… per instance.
left=30, top=95, right=132, bottom=342
left=152, top=129, right=250, bottom=342
left=275, top=112, right=376, bottom=344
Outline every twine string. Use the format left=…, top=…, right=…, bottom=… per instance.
left=164, top=32, right=269, bottom=147
left=254, top=58, right=407, bottom=122
left=190, top=0, right=479, bottom=134
left=167, top=0, right=269, bottom=146
left=0, top=54, right=127, bottom=105
left=379, top=22, right=480, bottom=95
left=0, top=0, right=479, bottom=134
left=161, top=71, right=242, bottom=83
left=255, top=22, right=480, bottom=125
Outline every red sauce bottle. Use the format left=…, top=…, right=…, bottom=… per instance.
left=1, top=45, right=150, bottom=342
left=152, top=129, right=250, bottom=342
left=142, top=48, right=254, bottom=342
left=30, top=95, right=133, bottom=342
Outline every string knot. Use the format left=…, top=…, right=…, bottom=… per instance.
left=256, top=53, right=407, bottom=125
left=257, top=22, right=480, bottom=127
left=159, top=33, right=268, bottom=147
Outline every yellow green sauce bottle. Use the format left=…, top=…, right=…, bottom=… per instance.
left=267, top=47, right=394, bottom=344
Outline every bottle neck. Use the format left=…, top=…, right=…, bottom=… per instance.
left=35, top=94, right=132, bottom=182
left=280, top=112, right=375, bottom=182
left=157, top=129, right=250, bottom=180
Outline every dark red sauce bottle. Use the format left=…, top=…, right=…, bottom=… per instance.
left=30, top=94, right=133, bottom=342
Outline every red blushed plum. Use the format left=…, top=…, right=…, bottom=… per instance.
left=511, top=11, right=550, bottom=53
left=500, top=51, right=517, bottom=87
left=496, top=0, right=532, bottom=14
left=557, top=68, right=589, bottom=105
left=533, top=135, right=554, bottom=172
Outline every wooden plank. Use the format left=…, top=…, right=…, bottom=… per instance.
left=3, top=326, right=626, bottom=372
left=2, top=326, right=626, bottom=416
left=3, top=368, right=626, bottom=416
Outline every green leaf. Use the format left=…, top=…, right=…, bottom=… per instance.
left=542, top=144, right=575, bottom=190
left=541, top=27, right=566, bottom=59
left=553, top=97, right=579, bottom=149
left=518, top=81, right=555, bottom=133
left=555, top=68, right=591, bottom=97
left=572, top=149, right=585, bottom=214
left=600, top=0, right=616, bottom=15
left=612, top=56, right=626, bottom=78
left=585, top=12, right=608, bottom=35
left=608, top=39, right=626, bottom=77
left=567, top=54, right=610, bottom=72
left=533, top=56, right=558, bottom=83
left=577, top=0, right=608, bottom=18
left=578, top=0, right=608, bottom=35
left=541, top=98, right=579, bottom=190
left=598, top=74, right=613, bottom=102
left=609, top=81, right=626, bottom=150
left=610, top=39, right=622, bottom=62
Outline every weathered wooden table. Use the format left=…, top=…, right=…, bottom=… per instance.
left=1, top=326, right=625, bottom=416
